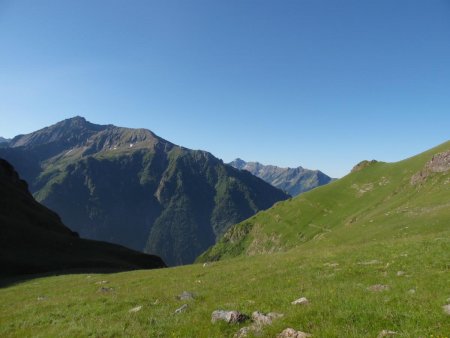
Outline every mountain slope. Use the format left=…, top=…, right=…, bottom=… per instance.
left=0, top=117, right=289, bottom=265
left=199, top=141, right=450, bottom=262
left=0, top=159, right=165, bottom=276
left=1, top=144, right=449, bottom=337
left=0, top=137, right=10, bottom=144
left=229, top=158, right=334, bottom=196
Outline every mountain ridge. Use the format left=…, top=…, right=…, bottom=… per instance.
left=229, top=158, right=334, bottom=196
left=0, top=116, right=289, bottom=265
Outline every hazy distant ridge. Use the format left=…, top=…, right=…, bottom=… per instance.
left=229, top=158, right=334, bottom=196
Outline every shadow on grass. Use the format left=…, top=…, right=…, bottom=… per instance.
left=0, top=266, right=162, bottom=289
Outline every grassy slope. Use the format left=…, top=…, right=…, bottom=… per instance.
left=1, top=142, right=449, bottom=337
left=0, top=234, right=448, bottom=337
left=199, top=141, right=450, bottom=261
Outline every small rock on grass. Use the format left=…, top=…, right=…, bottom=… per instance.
left=177, top=291, right=195, bottom=300
left=291, top=297, right=309, bottom=305
left=234, top=312, right=284, bottom=337
left=211, top=310, right=249, bottom=324
left=37, top=296, right=47, bottom=301
left=443, top=304, right=450, bottom=315
left=367, top=284, right=390, bottom=292
left=396, top=271, right=406, bottom=276
left=358, top=260, right=380, bottom=265
left=277, top=328, right=312, bottom=337
left=234, top=326, right=251, bottom=337
left=324, top=262, right=339, bottom=267
left=129, top=305, right=142, bottom=313
left=251, top=311, right=283, bottom=326
left=174, top=304, right=188, bottom=314
left=98, top=287, right=113, bottom=293
left=95, top=280, right=108, bottom=285
left=377, top=330, right=397, bottom=337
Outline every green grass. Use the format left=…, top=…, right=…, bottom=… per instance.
left=199, top=141, right=450, bottom=261
left=1, top=142, right=449, bottom=337
left=1, top=232, right=449, bottom=337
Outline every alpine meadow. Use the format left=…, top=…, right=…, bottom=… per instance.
left=1, top=1, right=450, bottom=337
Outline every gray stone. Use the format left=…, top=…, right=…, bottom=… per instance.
left=291, top=297, right=309, bottom=305
left=95, top=280, right=108, bottom=285
left=378, top=330, right=397, bottom=337
left=129, top=305, right=142, bottom=313
left=177, top=291, right=195, bottom=300
left=358, top=260, right=380, bottom=265
left=211, top=310, right=249, bottom=324
left=174, top=304, right=188, bottom=314
left=443, top=304, right=450, bottom=315
left=367, top=284, right=390, bottom=292
left=251, top=311, right=284, bottom=326
left=234, top=326, right=251, bottom=337
left=277, top=328, right=312, bottom=338
left=98, top=287, right=113, bottom=293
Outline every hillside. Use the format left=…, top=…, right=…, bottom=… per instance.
left=200, top=141, right=450, bottom=261
left=229, top=158, right=334, bottom=196
left=0, top=159, right=165, bottom=276
left=1, top=143, right=449, bottom=337
left=0, top=117, right=289, bottom=265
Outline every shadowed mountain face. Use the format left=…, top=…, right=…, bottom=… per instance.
left=229, top=158, right=334, bottom=196
left=0, top=159, right=166, bottom=277
left=0, top=117, right=289, bottom=265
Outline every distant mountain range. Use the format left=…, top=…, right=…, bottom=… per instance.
left=0, top=159, right=165, bottom=276
left=229, top=158, right=335, bottom=196
left=0, top=117, right=289, bottom=265
left=0, top=137, right=10, bottom=145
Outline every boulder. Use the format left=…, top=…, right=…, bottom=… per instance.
left=252, top=311, right=283, bottom=326
left=211, top=310, right=249, bottom=324
left=277, top=328, right=312, bottom=338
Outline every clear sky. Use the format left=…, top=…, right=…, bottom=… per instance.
left=1, top=0, right=449, bottom=177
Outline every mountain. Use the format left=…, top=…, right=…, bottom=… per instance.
left=0, top=137, right=10, bottom=147
left=0, top=117, right=289, bottom=265
left=0, top=158, right=165, bottom=276
left=2, top=143, right=450, bottom=337
left=199, top=141, right=450, bottom=262
left=229, top=158, right=334, bottom=196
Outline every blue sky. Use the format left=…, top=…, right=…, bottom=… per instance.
left=1, top=0, right=449, bottom=177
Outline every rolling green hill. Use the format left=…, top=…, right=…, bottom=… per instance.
left=0, top=159, right=165, bottom=277
left=199, top=141, right=450, bottom=262
left=0, top=142, right=449, bottom=337
left=0, top=117, right=289, bottom=265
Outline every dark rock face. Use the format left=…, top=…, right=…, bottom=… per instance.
left=0, top=158, right=166, bottom=277
left=229, top=158, right=334, bottom=196
left=0, top=117, right=289, bottom=266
